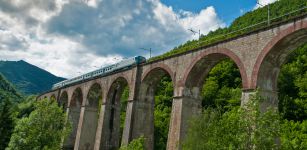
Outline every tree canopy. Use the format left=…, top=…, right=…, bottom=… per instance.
left=6, top=99, right=71, bottom=150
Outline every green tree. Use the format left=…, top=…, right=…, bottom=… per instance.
left=6, top=99, right=71, bottom=150
left=183, top=92, right=280, bottom=150
left=154, top=76, right=173, bottom=150
left=119, top=136, right=145, bottom=150
left=12, top=95, right=36, bottom=120
left=281, top=120, right=307, bottom=149
left=201, top=59, right=242, bottom=111
left=0, top=97, right=15, bottom=150
left=278, top=43, right=307, bottom=121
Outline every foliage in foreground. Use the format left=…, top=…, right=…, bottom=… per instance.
left=154, top=76, right=173, bottom=150
left=6, top=99, right=71, bottom=150
left=0, top=98, right=15, bottom=150
left=119, top=136, right=145, bottom=150
left=0, top=74, right=24, bottom=149
left=183, top=92, right=307, bottom=150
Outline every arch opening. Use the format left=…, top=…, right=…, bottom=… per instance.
left=137, top=68, right=174, bottom=150
left=79, top=83, right=102, bottom=150
left=254, top=27, right=307, bottom=118
left=278, top=43, right=307, bottom=121
left=50, top=94, right=56, bottom=101
left=101, top=77, right=129, bottom=150
left=256, top=29, right=307, bottom=92
left=185, top=53, right=244, bottom=111
left=59, top=91, right=68, bottom=110
left=64, top=87, right=83, bottom=150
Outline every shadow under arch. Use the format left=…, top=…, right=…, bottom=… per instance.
left=251, top=24, right=307, bottom=107
left=100, top=77, right=129, bottom=150
left=59, top=91, right=68, bottom=110
left=133, top=67, right=174, bottom=150
left=50, top=94, right=56, bottom=101
left=79, top=83, right=102, bottom=150
left=65, top=87, right=83, bottom=150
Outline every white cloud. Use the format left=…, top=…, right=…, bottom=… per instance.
left=179, top=6, right=225, bottom=39
left=0, top=0, right=225, bottom=78
left=255, top=0, right=278, bottom=9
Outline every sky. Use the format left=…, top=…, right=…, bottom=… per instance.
left=0, top=0, right=277, bottom=78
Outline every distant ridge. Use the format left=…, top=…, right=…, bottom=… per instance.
left=0, top=60, right=65, bottom=95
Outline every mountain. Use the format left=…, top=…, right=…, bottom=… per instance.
left=0, top=60, right=65, bottom=95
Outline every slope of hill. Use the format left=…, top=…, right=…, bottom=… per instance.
left=0, top=74, right=22, bottom=102
left=0, top=60, right=65, bottom=95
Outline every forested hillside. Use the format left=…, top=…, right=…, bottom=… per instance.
left=0, top=74, right=22, bottom=103
left=0, top=60, right=65, bottom=95
left=0, top=75, right=25, bottom=149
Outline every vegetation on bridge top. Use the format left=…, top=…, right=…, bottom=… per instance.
left=148, top=0, right=307, bottom=62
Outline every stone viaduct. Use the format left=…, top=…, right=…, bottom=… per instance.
left=39, top=15, right=307, bottom=150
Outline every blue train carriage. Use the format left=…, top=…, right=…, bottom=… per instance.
left=83, top=71, right=93, bottom=80
left=115, top=56, right=146, bottom=69
left=51, top=56, right=146, bottom=90
left=135, top=56, right=146, bottom=64
left=52, top=82, right=62, bottom=89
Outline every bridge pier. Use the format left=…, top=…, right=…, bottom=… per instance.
left=94, top=103, right=107, bottom=150
left=167, top=95, right=202, bottom=150
left=121, top=100, right=136, bottom=146
left=131, top=100, right=154, bottom=150
left=74, top=106, right=86, bottom=150
left=241, top=89, right=278, bottom=112
left=65, top=106, right=81, bottom=149
left=62, top=107, right=72, bottom=149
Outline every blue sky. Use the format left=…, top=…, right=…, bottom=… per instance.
left=161, top=0, right=256, bottom=25
left=0, top=0, right=276, bottom=78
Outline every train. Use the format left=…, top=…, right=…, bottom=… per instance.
left=52, top=56, right=146, bottom=90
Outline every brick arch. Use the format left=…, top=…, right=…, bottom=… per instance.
left=59, top=91, right=69, bottom=109
left=101, top=76, right=130, bottom=149
left=136, top=64, right=175, bottom=150
left=50, top=94, right=56, bottom=100
left=60, top=90, right=69, bottom=99
left=69, top=87, right=83, bottom=108
left=105, top=76, right=129, bottom=105
left=65, top=87, right=83, bottom=149
left=141, top=63, right=175, bottom=84
left=182, top=47, right=248, bottom=89
left=106, top=75, right=131, bottom=98
left=251, top=20, right=307, bottom=89
left=79, top=82, right=102, bottom=150
left=85, top=82, right=103, bottom=107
